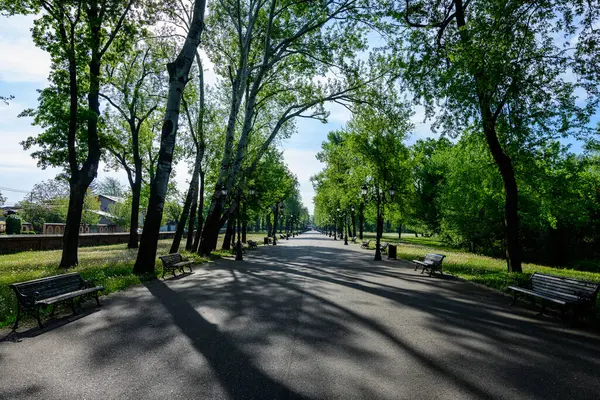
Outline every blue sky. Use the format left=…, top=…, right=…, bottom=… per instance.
left=0, top=14, right=437, bottom=214
left=13, top=14, right=575, bottom=214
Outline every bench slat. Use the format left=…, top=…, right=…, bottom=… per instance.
left=507, top=286, right=569, bottom=305
left=37, top=286, right=105, bottom=305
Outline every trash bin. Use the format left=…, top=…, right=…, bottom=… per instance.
left=264, top=237, right=270, bottom=245
left=388, top=244, right=397, bottom=260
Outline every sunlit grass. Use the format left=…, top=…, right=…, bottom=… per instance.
left=0, top=232, right=273, bottom=328
left=354, top=232, right=600, bottom=305
left=0, top=239, right=210, bottom=328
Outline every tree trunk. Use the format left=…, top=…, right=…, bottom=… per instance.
left=398, top=223, right=402, bottom=239
left=170, top=173, right=198, bottom=254
left=60, top=184, right=86, bottom=267
left=222, top=218, right=234, bottom=250
left=134, top=0, right=206, bottom=274
left=231, top=215, right=236, bottom=248
left=454, top=0, right=522, bottom=273
left=272, top=206, right=279, bottom=245
left=128, top=178, right=141, bottom=248
left=186, top=184, right=198, bottom=251
left=483, top=124, right=522, bottom=272
left=60, top=1, right=102, bottom=268
left=374, top=199, right=383, bottom=261
left=192, top=170, right=205, bottom=252
left=198, top=203, right=225, bottom=254
left=242, top=217, right=247, bottom=243
left=59, top=48, right=81, bottom=268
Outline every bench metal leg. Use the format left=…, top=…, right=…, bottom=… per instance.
left=536, top=301, right=546, bottom=316
left=94, top=293, right=101, bottom=307
left=36, top=306, right=44, bottom=329
left=13, top=306, right=21, bottom=330
left=510, top=291, right=518, bottom=306
left=70, top=298, right=77, bottom=315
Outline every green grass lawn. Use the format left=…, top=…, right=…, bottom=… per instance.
left=356, top=232, right=600, bottom=296
left=0, top=239, right=212, bottom=328
left=0, top=232, right=273, bottom=328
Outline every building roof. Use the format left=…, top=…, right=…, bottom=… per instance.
left=97, top=194, right=124, bottom=203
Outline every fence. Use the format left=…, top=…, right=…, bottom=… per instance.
left=0, top=231, right=176, bottom=255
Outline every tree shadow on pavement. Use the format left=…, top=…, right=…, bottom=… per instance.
left=8, top=234, right=598, bottom=399
left=143, top=279, right=312, bottom=400
left=232, top=239, right=600, bottom=399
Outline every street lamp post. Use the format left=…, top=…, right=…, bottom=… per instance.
left=363, top=184, right=396, bottom=261
left=235, top=185, right=255, bottom=261
left=344, top=210, right=349, bottom=246
left=332, top=213, right=337, bottom=240
left=351, top=206, right=356, bottom=239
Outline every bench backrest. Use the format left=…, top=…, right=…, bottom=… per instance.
left=10, top=273, right=85, bottom=301
left=159, top=253, right=184, bottom=266
left=531, top=273, right=600, bottom=300
left=424, top=253, right=445, bottom=265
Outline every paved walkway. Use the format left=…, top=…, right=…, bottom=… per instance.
left=2, top=232, right=600, bottom=399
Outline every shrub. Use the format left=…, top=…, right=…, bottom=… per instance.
left=5, top=215, right=22, bottom=235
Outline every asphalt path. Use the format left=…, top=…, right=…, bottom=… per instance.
left=2, top=231, right=600, bottom=399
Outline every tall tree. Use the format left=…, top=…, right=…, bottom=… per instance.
left=6, top=0, right=138, bottom=267
left=197, top=0, right=374, bottom=255
left=102, top=39, right=165, bottom=248
left=133, top=0, right=207, bottom=274
left=168, top=1, right=209, bottom=254
left=393, top=0, right=593, bottom=272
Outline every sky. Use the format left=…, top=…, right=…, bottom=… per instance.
left=0, top=14, right=438, bottom=214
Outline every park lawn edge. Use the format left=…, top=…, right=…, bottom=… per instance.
left=0, top=233, right=272, bottom=328
left=354, top=234, right=600, bottom=311
left=0, top=245, right=212, bottom=328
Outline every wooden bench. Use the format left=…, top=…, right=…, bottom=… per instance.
left=508, top=273, right=600, bottom=323
left=247, top=240, right=258, bottom=249
left=10, top=273, right=104, bottom=329
left=159, top=253, right=193, bottom=279
left=360, top=239, right=371, bottom=249
left=413, top=253, right=446, bottom=275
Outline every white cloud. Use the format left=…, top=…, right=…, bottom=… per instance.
left=0, top=17, right=51, bottom=83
